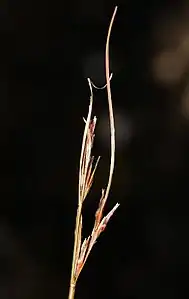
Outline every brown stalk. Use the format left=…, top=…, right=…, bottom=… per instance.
left=68, top=7, right=118, bottom=299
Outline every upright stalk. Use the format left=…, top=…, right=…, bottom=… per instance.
left=68, top=283, right=75, bottom=299
left=68, top=205, right=82, bottom=299
left=68, top=7, right=118, bottom=299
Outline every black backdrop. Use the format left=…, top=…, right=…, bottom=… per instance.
left=1, top=0, right=189, bottom=298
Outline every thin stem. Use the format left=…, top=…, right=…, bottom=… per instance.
left=68, top=283, right=76, bottom=299
left=68, top=204, right=82, bottom=299
left=103, top=6, right=118, bottom=205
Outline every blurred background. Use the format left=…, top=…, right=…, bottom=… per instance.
left=1, top=0, right=189, bottom=298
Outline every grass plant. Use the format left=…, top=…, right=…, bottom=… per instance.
left=68, top=7, right=119, bottom=299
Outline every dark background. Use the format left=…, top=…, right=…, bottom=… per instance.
left=1, top=0, right=189, bottom=298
